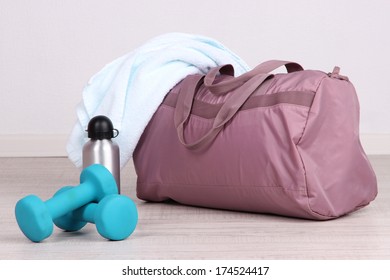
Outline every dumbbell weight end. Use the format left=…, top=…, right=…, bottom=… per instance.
left=92, top=195, right=138, bottom=241
left=15, top=195, right=53, bottom=242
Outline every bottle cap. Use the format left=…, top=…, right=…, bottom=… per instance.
left=86, top=115, right=119, bottom=140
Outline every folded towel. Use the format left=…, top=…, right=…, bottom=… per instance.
left=66, top=32, right=250, bottom=169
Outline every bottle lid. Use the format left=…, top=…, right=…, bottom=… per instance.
left=86, top=115, right=119, bottom=140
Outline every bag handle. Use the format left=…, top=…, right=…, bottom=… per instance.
left=174, top=73, right=273, bottom=149
left=204, top=60, right=303, bottom=95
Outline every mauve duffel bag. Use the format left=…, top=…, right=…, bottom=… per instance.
left=133, top=60, right=377, bottom=220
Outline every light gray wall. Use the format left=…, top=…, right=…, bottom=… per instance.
left=1, top=0, right=389, bottom=155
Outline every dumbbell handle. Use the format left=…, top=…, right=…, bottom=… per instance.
left=45, top=181, right=98, bottom=220
left=72, top=203, right=97, bottom=224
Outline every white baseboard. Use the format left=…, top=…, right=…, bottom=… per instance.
left=0, top=133, right=389, bottom=157
left=359, top=134, right=390, bottom=155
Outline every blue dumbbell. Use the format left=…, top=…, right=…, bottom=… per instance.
left=53, top=187, right=138, bottom=241
left=15, top=164, right=118, bottom=242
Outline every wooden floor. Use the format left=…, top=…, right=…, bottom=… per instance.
left=0, top=156, right=389, bottom=260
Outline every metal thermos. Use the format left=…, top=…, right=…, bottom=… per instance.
left=82, top=115, right=121, bottom=193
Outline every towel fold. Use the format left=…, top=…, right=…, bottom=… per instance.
left=66, top=33, right=250, bottom=169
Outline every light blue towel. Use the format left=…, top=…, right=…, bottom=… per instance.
left=67, top=33, right=250, bottom=169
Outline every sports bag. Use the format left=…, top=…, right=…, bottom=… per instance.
left=133, top=60, right=377, bottom=220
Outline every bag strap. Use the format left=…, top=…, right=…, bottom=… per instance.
left=174, top=73, right=272, bottom=149
left=204, top=60, right=303, bottom=95
left=174, top=60, right=304, bottom=149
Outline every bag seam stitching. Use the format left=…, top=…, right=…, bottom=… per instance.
left=296, top=75, right=337, bottom=219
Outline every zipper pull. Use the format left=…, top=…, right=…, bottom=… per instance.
left=328, top=66, right=349, bottom=81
